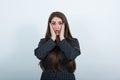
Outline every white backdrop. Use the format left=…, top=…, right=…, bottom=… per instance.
left=0, top=0, right=120, bottom=80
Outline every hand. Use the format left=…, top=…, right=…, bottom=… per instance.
left=50, top=23, right=56, bottom=41
left=60, top=23, right=65, bottom=41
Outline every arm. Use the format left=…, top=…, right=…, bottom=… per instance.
left=59, top=38, right=81, bottom=61
left=34, top=38, right=56, bottom=60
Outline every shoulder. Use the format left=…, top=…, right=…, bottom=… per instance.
left=37, top=38, right=46, bottom=46
left=39, top=38, right=53, bottom=43
left=71, top=38, right=80, bottom=45
left=72, top=38, right=79, bottom=42
left=40, top=38, right=45, bottom=41
left=73, top=38, right=78, bottom=40
left=39, top=38, right=45, bottom=43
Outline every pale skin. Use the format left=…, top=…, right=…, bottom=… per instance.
left=50, top=17, right=65, bottom=41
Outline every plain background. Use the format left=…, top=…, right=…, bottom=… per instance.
left=0, top=0, right=120, bottom=80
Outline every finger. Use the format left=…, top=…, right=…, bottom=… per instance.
left=49, top=23, right=52, bottom=29
left=61, top=23, right=65, bottom=32
left=49, top=23, right=55, bottom=34
left=62, top=23, right=65, bottom=31
left=49, top=23, right=53, bottom=32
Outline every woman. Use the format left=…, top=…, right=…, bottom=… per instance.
left=34, top=11, right=81, bottom=80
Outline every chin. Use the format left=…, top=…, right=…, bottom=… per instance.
left=56, top=35, right=59, bottom=36
left=56, top=34, right=60, bottom=36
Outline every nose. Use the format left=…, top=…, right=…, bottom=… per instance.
left=55, top=23, right=60, bottom=29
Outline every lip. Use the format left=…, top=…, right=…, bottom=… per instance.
left=55, top=30, right=60, bottom=34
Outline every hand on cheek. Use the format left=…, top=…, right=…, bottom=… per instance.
left=50, top=23, right=56, bottom=41
left=60, top=24, right=65, bottom=41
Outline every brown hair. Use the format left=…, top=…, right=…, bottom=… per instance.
left=40, top=11, right=76, bottom=72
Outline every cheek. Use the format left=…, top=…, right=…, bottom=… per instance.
left=52, top=26, right=56, bottom=30
left=60, top=26, right=62, bottom=30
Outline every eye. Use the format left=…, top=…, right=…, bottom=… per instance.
left=51, top=22, right=56, bottom=25
left=59, top=22, right=63, bottom=25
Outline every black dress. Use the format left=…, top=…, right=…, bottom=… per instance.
left=34, top=38, right=81, bottom=80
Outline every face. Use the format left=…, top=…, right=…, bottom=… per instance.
left=50, top=17, right=64, bottom=35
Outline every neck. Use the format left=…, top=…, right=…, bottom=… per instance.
left=55, top=36, right=60, bottom=46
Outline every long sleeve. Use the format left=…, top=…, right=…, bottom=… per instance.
left=59, top=38, right=81, bottom=61
left=34, top=38, right=56, bottom=60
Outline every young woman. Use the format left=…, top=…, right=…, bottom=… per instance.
left=34, top=11, right=81, bottom=80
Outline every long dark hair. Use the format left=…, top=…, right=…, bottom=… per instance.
left=40, top=11, right=76, bottom=72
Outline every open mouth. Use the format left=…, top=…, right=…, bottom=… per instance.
left=55, top=30, right=60, bottom=35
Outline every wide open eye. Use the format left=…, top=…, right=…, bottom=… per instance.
left=51, top=22, right=56, bottom=25
left=58, top=22, right=63, bottom=25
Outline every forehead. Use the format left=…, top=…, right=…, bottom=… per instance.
left=51, top=17, right=62, bottom=22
